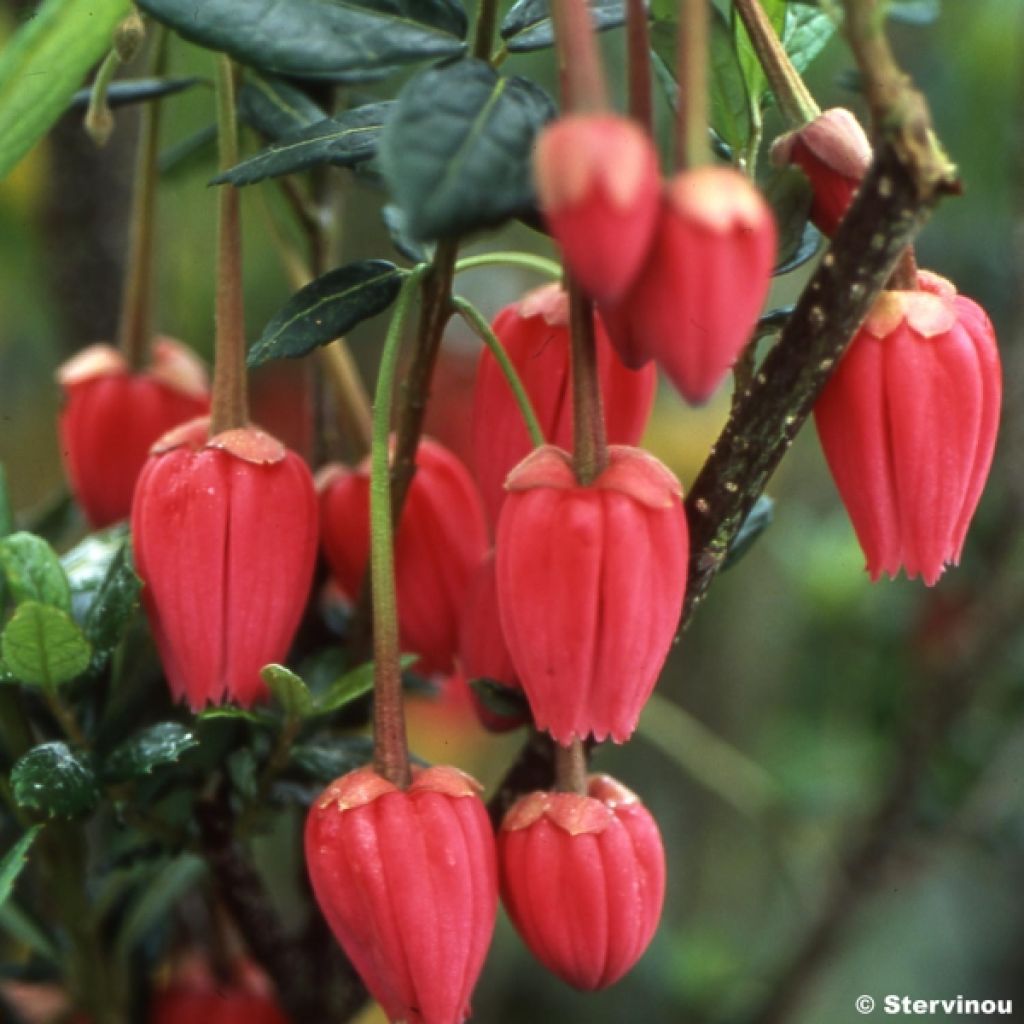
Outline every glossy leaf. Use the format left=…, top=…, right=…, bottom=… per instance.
left=290, top=737, right=376, bottom=782
left=380, top=58, right=555, bottom=240
left=212, top=103, right=390, bottom=186
left=82, top=542, right=141, bottom=666
left=1, top=602, right=92, bottom=688
left=67, top=76, right=204, bottom=112
left=783, top=4, right=838, bottom=74
left=501, top=0, right=626, bottom=52
left=0, top=827, right=42, bottom=909
left=237, top=74, right=326, bottom=140
left=724, top=496, right=776, bottom=571
left=12, top=743, right=99, bottom=818
left=137, top=0, right=466, bottom=76
left=0, top=533, right=70, bottom=613
left=774, top=222, right=821, bottom=276
left=104, top=722, right=199, bottom=782
left=62, top=527, right=129, bottom=621
left=261, top=664, right=315, bottom=719
left=248, top=260, right=405, bottom=368
left=0, top=0, right=130, bottom=179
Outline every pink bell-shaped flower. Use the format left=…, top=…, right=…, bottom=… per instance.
left=305, top=765, right=498, bottom=1024
left=814, top=270, right=1001, bottom=585
left=495, top=445, right=688, bottom=743
left=131, top=417, right=318, bottom=708
left=499, top=774, right=665, bottom=990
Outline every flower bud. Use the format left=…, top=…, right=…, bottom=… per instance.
left=534, top=115, right=661, bottom=302
left=602, top=167, right=777, bottom=404
left=499, top=774, right=665, bottom=990
left=57, top=339, right=209, bottom=528
left=458, top=552, right=529, bottom=732
left=814, top=271, right=1001, bottom=585
left=771, top=107, right=872, bottom=237
left=305, top=765, right=498, bottom=1024
left=496, top=445, right=688, bottom=743
left=319, top=438, right=488, bottom=676
left=471, top=283, right=656, bottom=525
left=131, top=417, right=318, bottom=708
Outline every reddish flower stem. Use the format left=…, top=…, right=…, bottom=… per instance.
left=210, top=56, right=249, bottom=435
left=626, top=0, right=653, bottom=132
left=551, top=0, right=608, bottom=113
left=676, top=0, right=711, bottom=170
left=554, top=739, right=587, bottom=795
left=568, top=281, right=608, bottom=486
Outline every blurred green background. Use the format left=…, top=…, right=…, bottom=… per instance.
left=1, top=1, right=1023, bottom=1022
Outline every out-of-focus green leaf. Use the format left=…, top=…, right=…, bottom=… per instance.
left=315, top=662, right=376, bottom=715
left=159, top=123, right=218, bottom=177
left=249, top=260, right=405, bottom=368
left=380, top=58, right=555, bottom=240
left=212, top=103, right=390, bottom=186
left=137, top=0, right=466, bottom=76
left=103, top=722, right=199, bottom=782
left=0, top=534, right=71, bottom=612
left=501, top=0, right=626, bottom=52
left=67, top=76, right=204, bottom=112
left=468, top=677, right=531, bottom=723
left=886, top=0, right=940, bottom=26
left=783, top=4, right=838, bottom=74
left=733, top=0, right=786, bottom=108
left=0, top=902, right=59, bottom=964
left=1, top=602, right=92, bottom=688
left=261, top=664, right=315, bottom=719
left=290, top=737, right=376, bottom=782
left=113, top=855, right=205, bottom=959
left=774, top=222, right=821, bottom=275
left=0, top=466, right=13, bottom=539
left=382, top=204, right=432, bottom=264
left=723, top=496, right=776, bottom=571
left=237, top=74, right=325, bottom=140
left=0, top=827, right=41, bottom=909
left=0, top=0, right=130, bottom=179
left=12, top=744, right=99, bottom=818
left=763, top=166, right=814, bottom=273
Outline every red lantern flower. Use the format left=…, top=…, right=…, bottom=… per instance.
left=495, top=445, right=688, bottom=744
left=534, top=115, right=661, bottom=303
left=57, top=339, right=209, bottom=528
left=319, top=438, right=488, bottom=676
left=131, top=417, right=318, bottom=708
left=772, top=107, right=872, bottom=237
left=601, top=167, right=776, bottom=404
left=499, top=774, right=665, bottom=991
left=458, top=552, right=529, bottom=732
left=471, top=283, right=656, bottom=525
left=814, top=271, right=1001, bottom=585
left=305, top=765, right=498, bottom=1024
left=150, top=956, right=287, bottom=1024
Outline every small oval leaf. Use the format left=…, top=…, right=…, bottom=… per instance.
left=12, top=743, right=99, bottom=818
left=67, top=76, right=204, bottom=112
left=0, top=533, right=71, bottom=612
left=380, top=58, right=555, bottom=241
left=212, top=103, right=391, bottom=187
left=261, top=664, right=315, bottom=719
left=1, top=602, right=92, bottom=688
left=137, top=0, right=466, bottom=76
left=237, top=74, right=326, bottom=140
left=104, top=722, right=199, bottom=782
left=248, top=260, right=405, bottom=368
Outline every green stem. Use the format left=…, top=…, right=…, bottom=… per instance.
left=116, top=27, right=166, bottom=371
left=44, top=690, right=87, bottom=748
left=676, top=0, right=711, bottom=169
left=84, top=49, right=120, bottom=146
left=553, top=739, right=587, bottom=795
left=210, top=56, right=248, bottom=435
left=733, top=0, right=820, bottom=127
left=568, top=281, right=607, bottom=485
left=551, top=0, right=608, bottom=113
left=370, top=271, right=424, bottom=789
left=472, top=0, right=502, bottom=59
left=455, top=251, right=563, bottom=279
left=453, top=296, right=546, bottom=447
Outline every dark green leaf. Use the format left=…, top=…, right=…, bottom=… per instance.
left=724, top=496, right=775, bottom=571
left=104, top=723, right=199, bottom=782
left=774, top=222, right=821, bottom=276
left=501, top=0, right=625, bottom=52
left=61, top=526, right=129, bottom=615
left=113, top=855, right=205, bottom=959
left=0, top=0, right=131, bottom=179
left=650, top=50, right=734, bottom=163
left=783, top=4, right=838, bottom=74
left=1, top=602, right=92, bottom=688
left=315, top=662, right=376, bottom=715
left=291, top=737, right=375, bottom=782
left=755, top=305, right=795, bottom=339
left=762, top=166, right=813, bottom=274
left=12, top=743, right=99, bottom=818
left=733, top=0, right=786, bottom=109
left=261, top=664, right=315, bottom=718
left=137, top=0, right=466, bottom=76
left=0, top=827, right=42, bottom=909
left=197, top=706, right=268, bottom=724
left=212, top=103, right=390, bottom=186
left=237, top=74, right=326, bottom=140
left=0, top=902, right=59, bottom=964
left=382, top=204, right=432, bottom=264
left=356, top=0, right=468, bottom=40
left=160, top=124, right=218, bottom=177
left=468, top=677, right=531, bottom=722
left=82, top=543, right=141, bottom=666
left=0, top=533, right=71, bottom=612
left=886, top=0, right=940, bottom=26
left=68, top=77, right=204, bottom=112
left=380, top=58, right=555, bottom=241
left=227, top=748, right=259, bottom=801
left=248, top=260, right=405, bottom=368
